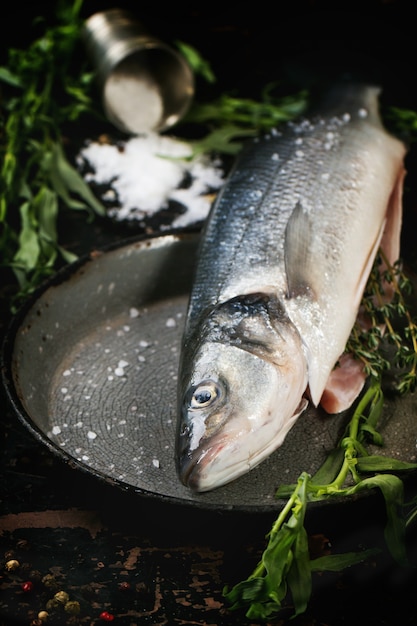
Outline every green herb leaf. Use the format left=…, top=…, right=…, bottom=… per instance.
left=345, top=473, right=408, bottom=565
left=0, top=1, right=106, bottom=303
left=13, top=201, right=41, bottom=279
left=357, top=455, right=417, bottom=473
left=175, top=41, right=216, bottom=83
left=224, top=473, right=311, bottom=619
left=287, top=525, right=311, bottom=617
left=309, top=448, right=345, bottom=486
left=225, top=372, right=417, bottom=619
left=36, top=185, right=59, bottom=266
left=190, top=124, right=257, bottom=156
left=186, top=91, right=308, bottom=131
left=386, top=105, right=417, bottom=141
left=0, top=67, right=23, bottom=88
left=48, top=142, right=105, bottom=215
left=311, top=548, right=380, bottom=572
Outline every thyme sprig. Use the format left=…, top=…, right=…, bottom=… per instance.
left=346, top=251, right=417, bottom=393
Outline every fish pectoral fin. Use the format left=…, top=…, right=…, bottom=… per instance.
left=284, top=201, right=320, bottom=299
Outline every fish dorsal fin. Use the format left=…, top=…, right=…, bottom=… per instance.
left=284, top=201, right=321, bottom=300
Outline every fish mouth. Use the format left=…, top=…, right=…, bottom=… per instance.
left=178, top=430, right=279, bottom=493
left=179, top=431, right=278, bottom=492
left=177, top=436, right=228, bottom=492
left=178, top=451, right=209, bottom=491
left=177, top=396, right=309, bottom=492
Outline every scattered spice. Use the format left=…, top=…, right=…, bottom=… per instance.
left=41, top=573, right=59, bottom=590
left=37, top=611, right=49, bottom=622
left=21, top=581, right=34, bottom=592
left=45, top=598, right=61, bottom=611
left=5, top=559, right=20, bottom=572
left=100, top=610, right=115, bottom=621
left=54, top=590, right=70, bottom=604
left=118, top=581, right=131, bottom=591
left=64, top=600, right=81, bottom=615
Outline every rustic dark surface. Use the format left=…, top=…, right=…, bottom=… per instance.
left=2, top=2, right=417, bottom=625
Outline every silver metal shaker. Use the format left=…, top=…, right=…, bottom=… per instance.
left=82, top=9, right=194, bottom=134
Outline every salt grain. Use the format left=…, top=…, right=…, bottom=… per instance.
left=115, top=359, right=128, bottom=376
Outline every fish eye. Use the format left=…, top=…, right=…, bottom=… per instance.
left=189, top=381, right=221, bottom=409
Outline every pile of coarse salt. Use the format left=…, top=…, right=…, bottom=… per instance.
left=77, top=133, right=225, bottom=227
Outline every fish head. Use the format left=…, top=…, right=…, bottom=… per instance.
left=176, top=295, right=308, bottom=492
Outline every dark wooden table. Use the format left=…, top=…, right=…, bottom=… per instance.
left=2, top=3, right=417, bottom=624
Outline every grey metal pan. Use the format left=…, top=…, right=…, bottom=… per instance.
left=3, top=231, right=417, bottom=513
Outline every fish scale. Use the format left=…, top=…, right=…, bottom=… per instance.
left=177, top=82, right=406, bottom=492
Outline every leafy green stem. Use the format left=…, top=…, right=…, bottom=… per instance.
left=225, top=376, right=417, bottom=620
left=249, top=472, right=308, bottom=581
left=0, top=0, right=105, bottom=306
